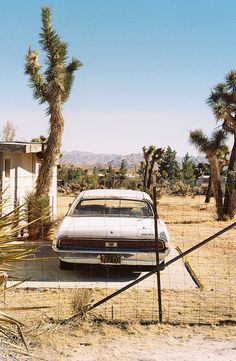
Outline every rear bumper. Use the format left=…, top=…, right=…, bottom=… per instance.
left=52, top=246, right=170, bottom=266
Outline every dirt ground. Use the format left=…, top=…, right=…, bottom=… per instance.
left=54, top=194, right=236, bottom=324
left=0, top=194, right=235, bottom=359
left=0, top=323, right=235, bottom=360
left=66, top=324, right=236, bottom=361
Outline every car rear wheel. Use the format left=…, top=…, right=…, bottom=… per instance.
left=59, top=259, right=75, bottom=270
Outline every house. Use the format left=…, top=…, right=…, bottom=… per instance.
left=0, top=141, right=57, bottom=219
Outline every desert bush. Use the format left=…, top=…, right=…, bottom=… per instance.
left=170, top=181, right=192, bottom=196
left=70, top=289, right=94, bottom=320
left=193, top=184, right=209, bottom=196
left=25, top=192, right=53, bottom=240
left=70, top=182, right=81, bottom=193
left=123, top=178, right=142, bottom=190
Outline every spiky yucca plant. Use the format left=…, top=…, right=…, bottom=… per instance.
left=0, top=206, right=36, bottom=268
left=0, top=202, right=38, bottom=353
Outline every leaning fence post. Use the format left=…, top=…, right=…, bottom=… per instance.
left=153, top=186, right=163, bottom=323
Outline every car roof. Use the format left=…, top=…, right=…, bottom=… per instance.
left=77, top=189, right=153, bottom=202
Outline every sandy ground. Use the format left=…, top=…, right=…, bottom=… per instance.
left=0, top=195, right=235, bottom=359
left=68, top=333, right=236, bottom=361
left=1, top=323, right=235, bottom=361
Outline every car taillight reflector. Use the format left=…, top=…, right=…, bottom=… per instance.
left=58, top=238, right=166, bottom=251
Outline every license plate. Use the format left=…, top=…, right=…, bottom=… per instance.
left=100, top=254, right=121, bottom=264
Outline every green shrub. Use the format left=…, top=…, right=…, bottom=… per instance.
left=25, top=192, right=53, bottom=240
left=170, top=181, right=192, bottom=196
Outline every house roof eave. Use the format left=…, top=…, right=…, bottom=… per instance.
left=0, top=141, right=43, bottom=154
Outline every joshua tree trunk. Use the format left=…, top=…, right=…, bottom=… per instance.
left=142, top=146, right=156, bottom=191
left=147, top=149, right=164, bottom=189
left=189, top=129, right=227, bottom=220
left=147, top=158, right=155, bottom=189
left=209, top=156, right=223, bottom=220
left=205, top=175, right=212, bottom=203
left=143, top=160, right=149, bottom=190
left=36, top=104, right=63, bottom=196
left=223, top=135, right=236, bottom=219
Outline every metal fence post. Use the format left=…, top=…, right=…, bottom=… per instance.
left=153, top=186, right=163, bottom=323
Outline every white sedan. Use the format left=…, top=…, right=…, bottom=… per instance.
left=53, top=189, right=171, bottom=269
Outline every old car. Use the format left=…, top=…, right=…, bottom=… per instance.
left=53, top=189, right=171, bottom=269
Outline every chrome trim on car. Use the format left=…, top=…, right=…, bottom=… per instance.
left=53, top=248, right=169, bottom=266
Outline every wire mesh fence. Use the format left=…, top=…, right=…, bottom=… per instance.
left=1, top=183, right=236, bottom=326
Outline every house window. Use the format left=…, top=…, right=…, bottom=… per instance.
left=5, top=159, right=10, bottom=178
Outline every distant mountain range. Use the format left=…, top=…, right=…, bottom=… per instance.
left=60, top=150, right=206, bottom=168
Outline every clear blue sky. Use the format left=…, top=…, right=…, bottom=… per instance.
left=0, top=0, right=236, bottom=156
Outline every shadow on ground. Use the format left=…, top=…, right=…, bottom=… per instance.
left=7, top=242, right=198, bottom=289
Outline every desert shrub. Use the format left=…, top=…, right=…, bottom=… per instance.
left=158, top=180, right=174, bottom=195
left=170, top=181, right=192, bottom=196
left=123, top=178, right=142, bottom=190
left=58, top=187, right=66, bottom=194
left=70, top=182, right=81, bottom=193
left=70, top=289, right=94, bottom=320
left=25, top=192, right=53, bottom=240
left=193, top=184, right=209, bottom=196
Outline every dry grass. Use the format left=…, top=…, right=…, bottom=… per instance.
left=3, top=195, right=236, bottom=325
left=57, top=196, right=74, bottom=218
left=0, top=194, right=235, bottom=358
left=70, top=289, right=94, bottom=320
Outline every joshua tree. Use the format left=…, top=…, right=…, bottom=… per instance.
left=147, top=147, right=164, bottom=189
left=204, top=145, right=229, bottom=204
left=25, top=7, right=81, bottom=196
left=189, top=129, right=227, bottom=220
left=191, top=162, right=212, bottom=202
left=205, top=174, right=213, bottom=204
left=207, top=73, right=236, bottom=218
left=142, top=145, right=155, bottom=190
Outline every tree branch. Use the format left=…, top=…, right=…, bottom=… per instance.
left=25, top=48, right=48, bottom=103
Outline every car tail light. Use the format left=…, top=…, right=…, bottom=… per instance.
left=58, top=238, right=166, bottom=251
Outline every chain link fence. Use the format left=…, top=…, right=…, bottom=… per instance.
left=2, top=183, right=236, bottom=326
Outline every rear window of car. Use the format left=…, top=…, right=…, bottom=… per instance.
left=72, top=198, right=153, bottom=218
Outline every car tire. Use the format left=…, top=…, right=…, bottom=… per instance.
left=59, top=259, right=74, bottom=270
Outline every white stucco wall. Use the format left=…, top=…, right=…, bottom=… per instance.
left=1, top=153, right=34, bottom=214
left=1, top=152, right=57, bottom=218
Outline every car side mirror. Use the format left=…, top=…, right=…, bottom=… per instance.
left=69, top=203, right=72, bottom=208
